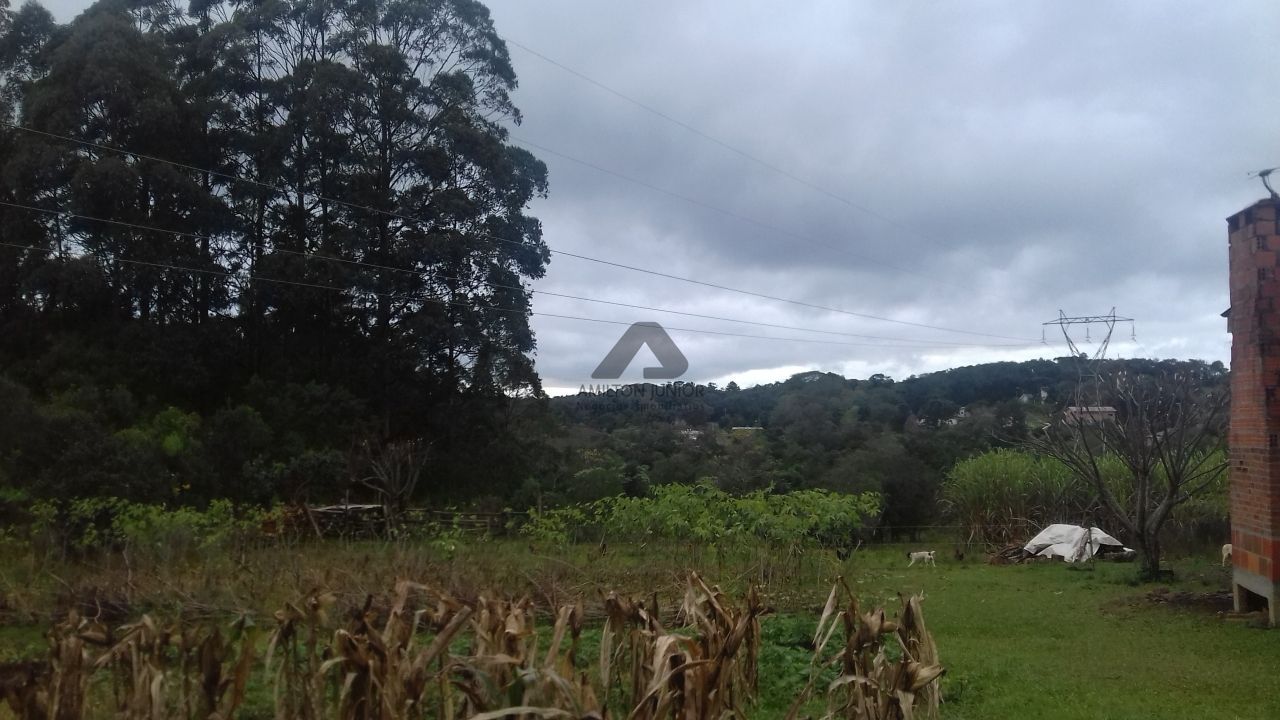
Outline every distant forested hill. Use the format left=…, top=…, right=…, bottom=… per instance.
left=533, top=358, right=1227, bottom=534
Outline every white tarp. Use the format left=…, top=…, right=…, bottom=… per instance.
left=1022, top=523, right=1133, bottom=563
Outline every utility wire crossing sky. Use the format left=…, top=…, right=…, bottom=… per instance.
left=38, top=0, right=1280, bottom=392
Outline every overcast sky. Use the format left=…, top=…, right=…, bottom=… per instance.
left=44, top=0, right=1280, bottom=393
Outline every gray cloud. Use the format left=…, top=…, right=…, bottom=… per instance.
left=481, top=0, right=1273, bottom=391
left=41, top=0, right=1278, bottom=391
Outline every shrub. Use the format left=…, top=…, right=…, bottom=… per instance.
left=518, top=483, right=879, bottom=551
left=16, top=497, right=278, bottom=562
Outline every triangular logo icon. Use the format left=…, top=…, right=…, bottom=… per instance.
left=592, top=322, right=689, bottom=379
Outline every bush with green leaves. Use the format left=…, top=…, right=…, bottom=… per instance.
left=519, top=483, right=879, bottom=551
left=518, top=505, right=589, bottom=546
left=20, top=496, right=279, bottom=562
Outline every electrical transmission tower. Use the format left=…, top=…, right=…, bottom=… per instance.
left=1042, top=308, right=1136, bottom=408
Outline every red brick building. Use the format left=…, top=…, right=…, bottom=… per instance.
left=1227, top=198, right=1280, bottom=624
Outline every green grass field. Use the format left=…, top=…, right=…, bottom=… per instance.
left=835, top=552, right=1280, bottom=720
left=1, top=541, right=1276, bottom=719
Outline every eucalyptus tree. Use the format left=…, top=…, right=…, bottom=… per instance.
left=0, top=0, right=552, bottom=501
left=332, top=0, right=548, bottom=423
left=0, top=0, right=57, bottom=316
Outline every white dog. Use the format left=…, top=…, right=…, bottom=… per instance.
left=907, top=550, right=936, bottom=567
left=1222, top=543, right=1233, bottom=567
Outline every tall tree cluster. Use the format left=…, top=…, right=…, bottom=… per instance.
left=0, top=0, right=551, bottom=503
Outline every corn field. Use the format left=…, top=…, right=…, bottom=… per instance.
left=0, top=575, right=942, bottom=720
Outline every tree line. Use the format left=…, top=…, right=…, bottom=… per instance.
left=0, top=2, right=1232, bottom=545
left=0, top=0, right=552, bottom=501
left=533, top=357, right=1227, bottom=538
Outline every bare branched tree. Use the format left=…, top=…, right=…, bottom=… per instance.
left=358, top=441, right=430, bottom=536
left=1023, top=371, right=1228, bottom=578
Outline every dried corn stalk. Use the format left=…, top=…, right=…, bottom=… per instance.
left=787, top=580, right=944, bottom=720
left=45, top=610, right=106, bottom=720
left=267, top=590, right=336, bottom=720
left=8, top=574, right=936, bottom=720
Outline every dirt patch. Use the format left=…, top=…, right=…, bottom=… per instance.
left=1101, top=586, right=1272, bottom=627
left=1144, top=586, right=1234, bottom=613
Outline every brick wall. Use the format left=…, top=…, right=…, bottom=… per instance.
left=1228, top=199, right=1280, bottom=587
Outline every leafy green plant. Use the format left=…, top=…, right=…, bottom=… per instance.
left=10, top=497, right=278, bottom=564
left=519, top=505, right=588, bottom=547
left=518, top=484, right=879, bottom=554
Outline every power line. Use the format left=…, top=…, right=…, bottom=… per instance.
left=0, top=121, right=1037, bottom=342
left=16, top=120, right=913, bottom=283
left=532, top=289, right=1029, bottom=347
left=0, top=237, right=1030, bottom=350
left=503, top=36, right=929, bottom=241
left=508, top=134, right=958, bottom=290
left=548, top=249, right=1034, bottom=341
left=0, top=198, right=1033, bottom=348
